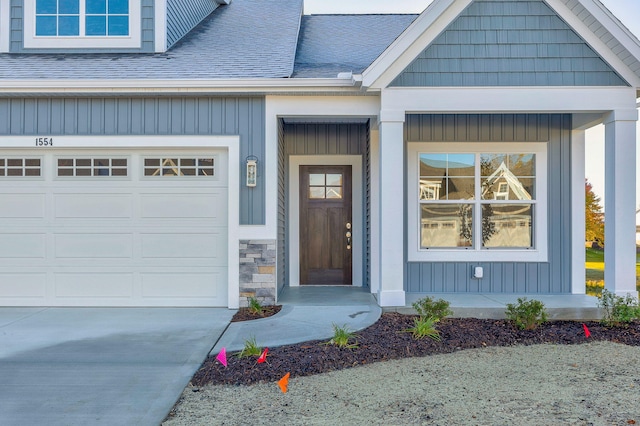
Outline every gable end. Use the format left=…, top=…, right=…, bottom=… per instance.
left=391, top=0, right=629, bottom=87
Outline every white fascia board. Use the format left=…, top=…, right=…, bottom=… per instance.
left=361, top=0, right=472, bottom=89
left=0, top=78, right=360, bottom=95
left=0, top=1, right=9, bottom=53
left=155, top=0, right=168, bottom=53
left=381, top=87, right=638, bottom=114
left=547, top=0, right=640, bottom=88
left=265, top=94, right=380, bottom=118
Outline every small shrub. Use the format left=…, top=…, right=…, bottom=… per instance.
left=247, top=297, right=262, bottom=315
left=405, top=316, right=441, bottom=341
left=326, top=324, right=358, bottom=348
left=598, top=289, right=640, bottom=327
left=412, top=296, right=453, bottom=322
left=237, top=336, right=262, bottom=358
left=505, top=297, right=547, bottom=330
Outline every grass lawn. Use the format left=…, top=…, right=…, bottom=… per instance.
left=585, top=248, right=640, bottom=295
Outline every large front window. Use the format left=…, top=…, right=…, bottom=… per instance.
left=408, top=143, right=547, bottom=262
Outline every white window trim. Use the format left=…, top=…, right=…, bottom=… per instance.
left=407, top=142, right=548, bottom=263
left=23, top=0, right=141, bottom=49
left=0, top=1, right=10, bottom=52
left=288, top=155, right=363, bottom=288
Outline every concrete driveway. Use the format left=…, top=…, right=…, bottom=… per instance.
left=0, top=307, right=234, bottom=426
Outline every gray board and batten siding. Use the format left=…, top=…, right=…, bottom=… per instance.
left=391, top=0, right=629, bottom=87
left=405, top=114, right=572, bottom=294
left=166, top=0, right=221, bottom=49
left=278, top=123, right=370, bottom=290
left=9, top=0, right=156, bottom=53
left=0, top=96, right=265, bottom=225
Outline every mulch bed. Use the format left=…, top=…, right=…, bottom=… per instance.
left=192, top=313, right=640, bottom=387
left=231, top=305, right=282, bottom=322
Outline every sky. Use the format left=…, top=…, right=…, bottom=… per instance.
left=304, top=0, right=640, bottom=212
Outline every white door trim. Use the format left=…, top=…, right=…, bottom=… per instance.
left=288, top=155, right=363, bottom=287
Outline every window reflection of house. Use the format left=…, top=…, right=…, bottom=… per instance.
left=419, top=180, right=441, bottom=200
left=481, top=161, right=532, bottom=201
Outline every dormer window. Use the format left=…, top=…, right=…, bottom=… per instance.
left=24, top=0, right=140, bottom=49
left=35, top=0, right=129, bottom=37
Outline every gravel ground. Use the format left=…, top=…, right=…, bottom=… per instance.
left=164, top=341, right=640, bottom=425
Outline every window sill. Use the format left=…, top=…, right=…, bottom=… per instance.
left=408, top=248, right=548, bottom=263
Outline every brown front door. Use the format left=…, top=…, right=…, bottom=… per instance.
left=300, top=165, right=352, bottom=285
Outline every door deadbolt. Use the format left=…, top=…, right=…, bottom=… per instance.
left=346, top=222, right=351, bottom=230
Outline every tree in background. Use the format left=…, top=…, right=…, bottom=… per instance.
left=585, top=179, right=604, bottom=245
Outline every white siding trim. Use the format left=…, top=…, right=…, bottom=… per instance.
left=155, top=0, right=168, bottom=53
left=382, top=87, right=638, bottom=114
left=571, top=129, right=587, bottom=294
left=406, top=142, right=548, bottom=263
left=603, top=110, right=639, bottom=298
left=0, top=1, right=9, bottom=53
left=288, top=156, right=363, bottom=288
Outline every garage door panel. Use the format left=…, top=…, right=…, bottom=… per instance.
left=54, top=273, right=134, bottom=298
left=140, top=191, right=227, bottom=220
left=0, top=273, right=46, bottom=298
left=0, top=194, right=46, bottom=218
left=54, top=233, right=133, bottom=259
left=140, top=231, right=227, bottom=262
left=54, top=194, right=133, bottom=219
left=141, top=271, right=226, bottom=299
left=0, top=233, right=46, bottom=259
left=0, top=148, right=229, bottom=307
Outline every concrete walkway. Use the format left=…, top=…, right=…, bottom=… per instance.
left=0, top=307, right=234, bottom=426
left=212, top=286, right=382, bottom=354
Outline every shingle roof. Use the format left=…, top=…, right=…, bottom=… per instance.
left=0, top=0, right=303, bottom=80
left=293, top=14, right=418, bottom=78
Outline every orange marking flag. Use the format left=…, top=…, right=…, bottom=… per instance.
left=257, top=347, right=269, bottom=364
left=278, top=372, right=290, bottom=394
left=216, top=347, right=228, bottom=367
left=582, top=323, right=591, bottom=338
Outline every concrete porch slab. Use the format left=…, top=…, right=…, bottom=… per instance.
left=393, top=293, right=602, bottom=320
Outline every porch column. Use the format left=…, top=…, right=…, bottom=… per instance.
left=604, top=109, right=639, bottom=298
left=377, top=110, right=406, bottom=306
left=571, top=129, right=586, bottom=294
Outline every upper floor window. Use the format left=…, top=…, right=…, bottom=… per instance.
left=24, top=0, right=141, bottom=49
left=36, top=0, right=129, bottom=37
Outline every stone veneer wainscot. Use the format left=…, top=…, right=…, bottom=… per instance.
left=239, top=240, right=276, bottom=307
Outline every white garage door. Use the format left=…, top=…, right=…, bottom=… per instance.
left=0, top=149, right=228, bottom=307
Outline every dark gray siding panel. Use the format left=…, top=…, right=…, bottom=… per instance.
left=0, top=96, right=266, bottom=225
left=364, top=123, right=371, bottom=289
left=283, top=123, right=367, bottom=156
left=405, top=114, right=572, bottom=294
left=277, top=119, right=286, bottom=296
left=166, top=0, right=219, bottom=49
left=392, top=0, right=628, bottom=87
left=10, top=0, right=155, bottom=53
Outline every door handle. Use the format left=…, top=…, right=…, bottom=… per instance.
left=346, top=223, right=352, bottom=250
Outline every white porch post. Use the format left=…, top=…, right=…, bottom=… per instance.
left=604, top=109, right=639, bottom=298
left=377, top=110, right=406, bottom=306
left=571, top=129, right=586, bottom=294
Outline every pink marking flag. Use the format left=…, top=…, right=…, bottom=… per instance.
left=216, top=347, right=228, bottom=367
left=257, top=347, right=269, bottom=364
left=582, top=323, right=591, bottom=338
left=278, top=372, right=290, bottom=394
